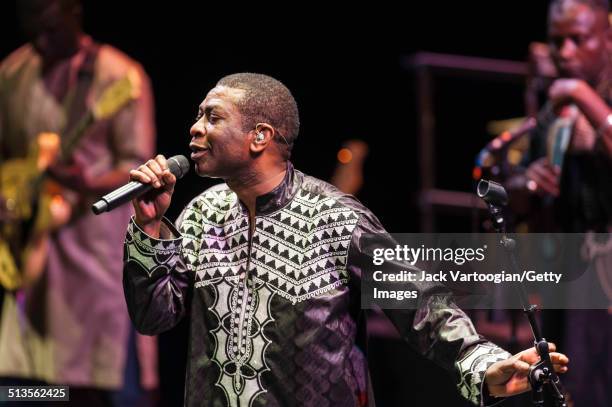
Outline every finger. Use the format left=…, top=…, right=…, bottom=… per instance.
left=553, top=364, right=569, bottom=374
left=139, top=165, right=161, bottom=188
left=130, top=169, right=151, bottom=183
left=550, top=352, right=569, bottom=365
left=161, top=170, right=176, bottom=192
left=497, top=357, right=531, bottom=375
left=517, top=349, right=541, bottom=364
left=146, top=159, right=165, bottom=178
left=548, top=342, right=556, bottom=352
left=513, top=359, right=531, bottom=375
left=155, top=154, right=168, bottom=171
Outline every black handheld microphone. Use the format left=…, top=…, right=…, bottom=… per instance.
left=92, top=155, right=190, bottom=215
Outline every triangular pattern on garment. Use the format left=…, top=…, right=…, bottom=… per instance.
left=184, top=240, right=197, bottom=252
left=186, top=253, right=198, bottom=265
left=320, top=273, right=331, bottom=285
left=259, top=238, right=271, bottom=251
left=265, top=257, right=276, bottom=270
left=273, top=228, right=286, bottom=241
left=186, top=210, right=199, bottom=222
left=280, top=213, right=293, bottom=227
left=224, top=210, right=236, bottom=223
left=285, top=233, right=296, bottom=246
left=268, top=242, right=279, bottom=255
left=217, top=240, right=228, bottom=251
left=289, top=253, right=301, bottom=265
left=214, top=212, right=225, bottom=224
left=289, top=218, right=300, bottom=230
left=191, top=187, right=361, bottom=303
left=266, top=272, right=278, bottom=284
left=277, top=248, right=290, bottom=261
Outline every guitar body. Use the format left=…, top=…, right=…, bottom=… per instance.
left=0, top=132, right=72, bottom=286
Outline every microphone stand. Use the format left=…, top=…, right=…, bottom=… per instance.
left=477, top=179, right=566, bottom=407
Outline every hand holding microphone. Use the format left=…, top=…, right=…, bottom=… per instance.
left=92, top=154, right=189, bottom=237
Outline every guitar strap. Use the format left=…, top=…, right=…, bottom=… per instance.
left=61, top=41, right=100, bottom=156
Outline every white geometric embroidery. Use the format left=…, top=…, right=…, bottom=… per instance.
left=190, top=186, right=359, bottom=405
left=208, top=277, right=274, bottom=407
left=193, top=189, right=358, bottom=303
left=456, top=342, right=511, bottom=405
left=124, top=220, right=180, bottom=277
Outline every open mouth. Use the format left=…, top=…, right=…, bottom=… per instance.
left=189, top=143, right=210, bottom=159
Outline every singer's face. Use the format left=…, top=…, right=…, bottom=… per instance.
left=189, top=86, right=252, bottom=178
left=548, top=4, right=610, bottom=83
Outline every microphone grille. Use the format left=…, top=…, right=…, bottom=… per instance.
left=167, top=155, right=190, bottom=179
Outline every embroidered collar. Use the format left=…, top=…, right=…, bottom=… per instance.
left=237, top=161, right=302, bottom=216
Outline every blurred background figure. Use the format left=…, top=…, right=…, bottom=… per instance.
left=504, top=1, right=612, bottom=405
left=0, top=0, right=158, bottom=405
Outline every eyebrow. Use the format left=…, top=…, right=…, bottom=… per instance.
left=200, top=103, right=226, bottom=115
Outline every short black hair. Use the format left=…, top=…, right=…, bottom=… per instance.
left=17, top=0, right=82, bottom=29
left=216, top=73, right=300, bottom=159
left=17, top=0, right=80, bottom=15
left=549, top=0, right=610, bottom=23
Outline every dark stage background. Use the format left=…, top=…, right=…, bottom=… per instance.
left=0, top=1, right=550, bottom=406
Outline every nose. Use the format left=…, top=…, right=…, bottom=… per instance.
left=558, top=37, right=576, bottom=61
left=190, top=120, right=206, bottom=139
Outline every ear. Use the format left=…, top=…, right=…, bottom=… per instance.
left=249, top=123, right=274, bottom=153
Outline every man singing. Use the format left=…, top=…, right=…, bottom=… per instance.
left=123, top=73, right=568, bottom=406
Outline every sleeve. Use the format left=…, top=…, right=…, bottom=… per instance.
left=109, top=63, right=156, bottom=170
left=122, top=214, right=192, bottom=335
left=346, top=209, right=512, bottom=406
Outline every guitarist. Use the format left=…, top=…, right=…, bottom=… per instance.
left=0, top=0, right=156, bottom=404
left=510, top=1, right=612, bottom=405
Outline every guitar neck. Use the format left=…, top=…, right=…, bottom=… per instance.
left=57, top=75, right=136, bottom=161
left=60, top=110, right=95, bottom=160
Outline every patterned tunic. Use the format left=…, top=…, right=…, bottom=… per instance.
left=123, top=163, right=510, bottom=406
